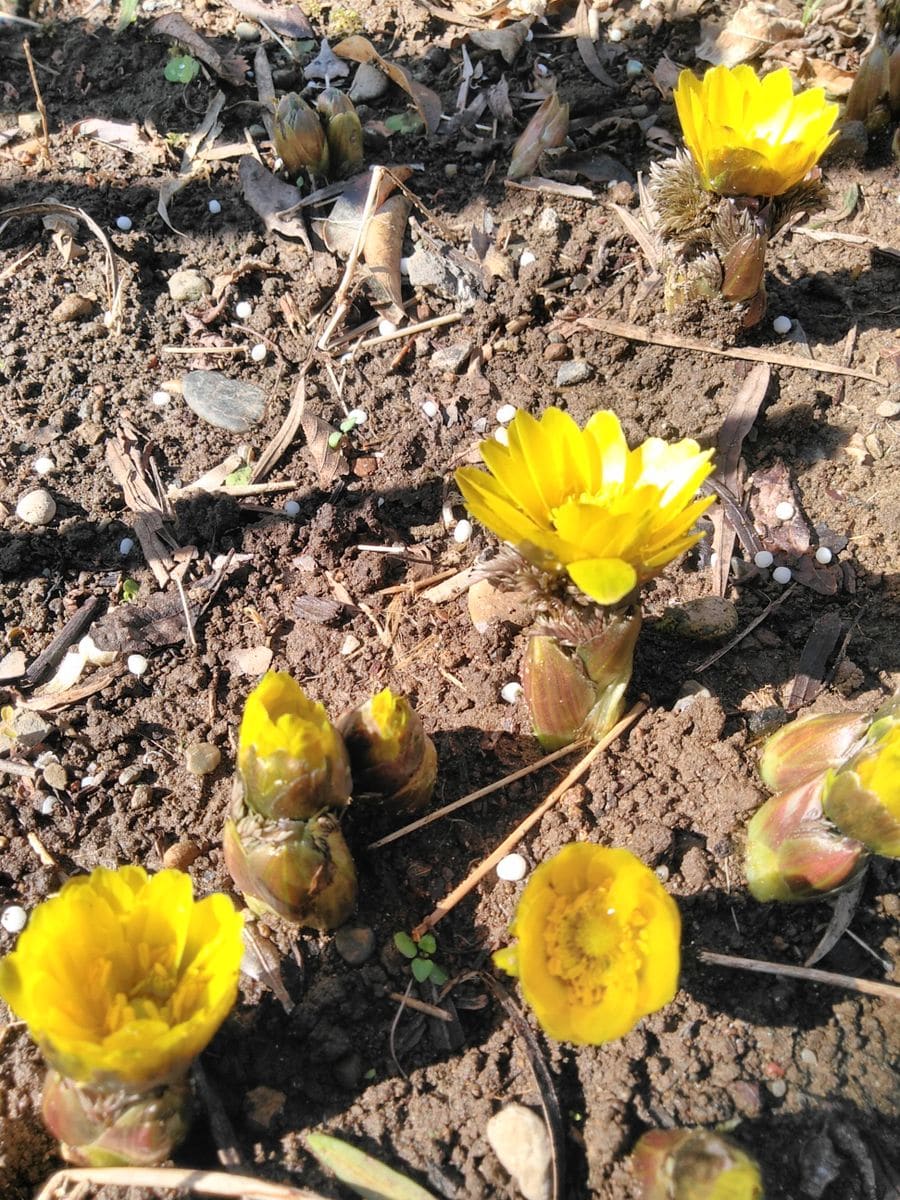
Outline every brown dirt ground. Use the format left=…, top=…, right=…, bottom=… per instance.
left=1, top=0, right=899, bottom=1197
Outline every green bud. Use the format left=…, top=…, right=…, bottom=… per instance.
left=338, top=688, right=437, bottom=815
left=42, top=1070, right=192, bottom=1167
left=758, top=710, right=868, bottom=793
left=317, top=87, right=364, bottom=178
left=274, top=93, right=330, bottom=180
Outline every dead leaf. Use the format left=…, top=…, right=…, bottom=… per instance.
left=697, top=2, right=804, bottom=66
left=332, top=35, right=442, bottom=134
left=304, top=37, right=350, bottom=81
left=469, top=18, right=533, bottom=64
left=224, top=0, right=313, bottom=38
left=226, top=645, right=274, bottom=676
left=363, top=193, right=410, bottom=323
left=317, top=167, right=410, bottom=257
left=785, top=611, right=843, bottom=709
left=239, top=156, right=311, bottom=247
left=750, top=462, right=811, bottom=556
left=91, top=592, right=198, bottom=655
left=253, top=45, right=276, bottom=141
left=300, top=411, right=349, bottom=486
left=72, top=118, right=167, bottom=164
left=153, top=13, right=248, bottom=86
left=796, top=55, right=856, bottom=96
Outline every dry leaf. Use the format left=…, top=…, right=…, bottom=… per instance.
left=750, top=462, right=811, bottom=556
left=300, top=412, right=349, bottom=486
left=317, top=167, right=410, bottom=256
left=332, top=35, right=442, bottom=134
left=224, top=0, right=313, bottom=38
left=697, top=2, right=804, bottom=67
left=796, top=56, right=856, bottom=97
left=469, top=18, right=533, bottom=64
left=363, top=194, right=410, bottom=323
left=239, top=156, right=310, bottom=247
left=227, top=645, right=274, bottom=676
left=72, top=118, right=167, bottom=164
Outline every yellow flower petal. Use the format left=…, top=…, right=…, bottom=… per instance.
left=494, top=843, right=680, bottom=1045
left=674, top=64, right=838, bottom=197
left=0, top=866, right=243, bottom=1087
left=455, top=408, right=713, bottom=605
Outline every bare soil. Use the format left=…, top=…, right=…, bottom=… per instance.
left=1, top=0, right=898, bottom=1197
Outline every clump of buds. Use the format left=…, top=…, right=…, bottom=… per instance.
left=224, top=672, right=358, bottom=929
left=507, top=89, right=569, bottom=180
left=522, top=612, right=641, bottom=750
left=316, top=86, right=365, bottom=178
left=746, top=694, right=900, bottom=901
left=338, top=687, right=437, bottom=815
left=274, top=89, right=365, bottom=184
left=632, top=1128, right=763, bottom=1199
left=844, top=0, right=900, bottom=134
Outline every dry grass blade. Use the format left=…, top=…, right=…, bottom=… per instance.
left=574, top=317, right=884, bottom=384
left=22, top=39, right=51, bottom=164
left=411, top=701, right=647, bottom=939
left=699, top=950, right=900, bottom=1001
left=32, top=1165, right=329, bottom=1200
left=0, top=201, right=124, bottom=329
left=306, top=1132, right=437, bottom=1199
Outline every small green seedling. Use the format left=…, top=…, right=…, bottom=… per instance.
left=225, top=465, right=253, bottom=486
left=121, top=578, right=140, bottom=603
left=165, top=55, right=200, bottom=84
left=393, top=931, right=448, bottom=985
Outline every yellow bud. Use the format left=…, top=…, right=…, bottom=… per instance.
left=339, top=688, right=437, bottom=815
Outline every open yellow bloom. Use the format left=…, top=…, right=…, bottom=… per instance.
left=456, top=408, right=713, bottom=606
left=674, top=65, right=838, bottom=197
left=824, top=720, right=900, bottom=858
left=0, top=866, right=243, bottom=1088
left=239, top=671, right=352, bottom=818
left=494, top=844, right=680, bottom=1044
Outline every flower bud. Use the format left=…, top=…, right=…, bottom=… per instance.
left=316, top=87, right=364, bottom=177
left=238, top=671, right=352, bottom=820
left=758, top=710, right=868, bottom=793
left=844, top=37, right=891, bottom=128
left=522, top=611, right=641, bottom=750
left=822, top=720, right=900, bottom=858
left=507, top=91, right=569, bottom=181
left=42, top=1070, right=192, bottom=1168
left=338, top=688, right=437, bottom=815
left=745, top=776, right=868, bottom=902
left=274, top=93, right=330, bottom=179
left=632, top=1128, right=763, bottom=1200
left=224, top=803, right=357, bottom=929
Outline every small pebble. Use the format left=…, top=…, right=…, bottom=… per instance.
left=16, top=489, right=56, bottom=526
left=378, top=319, right=397, bottom=337
left=115, top=215, right=133, bottom=232
left=453, top=519, right=473, bottom=544
left=625, top=58, right=643, bottom=77
left=496, top=403, right=517, bottom=425
left=772, top=315, right=792, bottom=335
left=168, top=268, right=211, bottom=303
left=772, top=566, right=793, bottom=584
left=127, top=653, right=149, bottom=676
left=487, top=1105, right=552, bottom=1200
left=119, top=537, right=134, bottom=556
left=235, top=300, right=253, bottom=320
left=768, top=1079, right=787, bottom=1098
left=497, top=853, right=528, bottom=882
left=335, top=925, right=376, bottom=966
left=250, top=343, right=267, bottom=363
left=33, top=456, right=55, bottom=476
left=556, top=358, right=593, bottom=387
left=151, top=390, right=171, bottom=407
left=163, top=841, right=202, bottom=870
left=235, top=20, right=260, bottom=41
left=494, top=427, right=509, bottom=446
left=754, top=550, right=774, bottom=569
left=39, top=795, right=57, bottom=816
left=799, top=1048, right=818, bottom=1066
left=875, top=399, right=900, bottom=418
left=42, top=763, right=68, bottom=791
left=815, top=546, right=833, bottom=564
left=283, top=500, right=301, bottom=517
left=519, top=249, right=537, bottom=269
left=655, top=864, right=670, bottom=882
left=774, top=501, right=795, bottom=521
left=1, top=905, right=27, bottom=934
left=118, top=764, right=143, bottom=786
left=501, top=681, right=523, bottom=703
left=608, top=26, right=624, bottom=40
left=421, top=400, right=439, bottom=418
left=208, top=198, right=222, bottom=215
left=185, top=742, right=221, bottom=776
left=347, top=408, right=367, bottom=426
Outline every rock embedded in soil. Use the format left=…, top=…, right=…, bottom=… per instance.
left=349, top=61, right=389, bottom=102
left=335, top=924, right=376, bottom=965
left=16, top=488, right=56, bottom=525
left=42, top=762, right=68, bottom=791
left=168, top=268, right=212, bottom=303
left=185, top=742, right=221, bottom=776
left=50, top=294, right=94, bottom=324
left=555, top=358, right=592, bottom=387
left=235, top=20, right=260, bottom=40
left=658, top=597, right=739, bottom=642
left=487, top=1104, right=552, bottom=1200
left=182, top=370, right=266, bottom=431
left=876, top=400, right=900, bottom=418
left=163, top=841, right=202, bottom=870
left=431, top=342, right=472, bottom=374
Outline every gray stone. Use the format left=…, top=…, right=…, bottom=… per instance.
left=42, top=763, right=68, bottom=791
left=11, top=711, right=52, bottom=750
left=167, top=268, right=211, bottom=303
left=335, top=925, right=376, bottom=965
left=876, top=400, right=900, bottom=419
left=431, top=342, right=472, bottom=374
left=16, top=489, right=56, bottom=525
left=185, top=742, right=221, bottom=776
left=183, top=371, right=266, bottom=431
left=235, top=20, right=260, bottom=40
left=349, top=61, right=389, bottom=103
left=659, top=596, right=739, bottom=642
left=555, top=358, right=592, bottom=387
left=487, top=1104, right=552, bottom=1200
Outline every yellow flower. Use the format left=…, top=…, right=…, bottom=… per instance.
left=239, top=671, right=352, bottom=819
left=456, top=408, right=713, bottom=606
left=494, top=843, right=680, bottom=1044
left=824, top=720, right=900, bottom=858
left=674, top=65, right=838, bottom=197
left=0, top=866, right=243, bottom=1088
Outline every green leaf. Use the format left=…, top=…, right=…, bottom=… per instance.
left=411, top=957, right=434, bottom=983
left=383, top=111, right=425, bottom=136
left=116, top=0, right=138, bottom=31
left=165, top=55, right=200, bottom=84
left=429, top=964, right=448, bottom=986
left=306, top=1132, right=437, bottom=1200
left=417, top=933, right=436, bottom=955
left=327, top=431, right=343, bottom=449
left=224, top=465, right=253, bottom=486
left=393, top=931, right=417, bottom=959
left=121, top=579, right=140, bottom=603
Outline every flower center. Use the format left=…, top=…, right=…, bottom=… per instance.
left=544, top=886, right=642, bottom=1007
